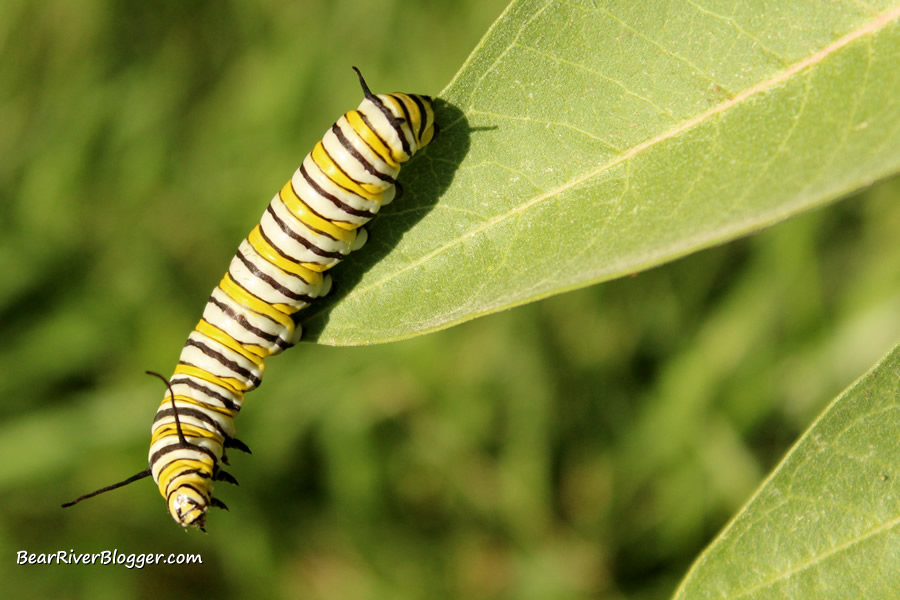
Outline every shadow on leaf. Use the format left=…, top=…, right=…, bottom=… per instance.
left=300, top=98, right=472, bottom=343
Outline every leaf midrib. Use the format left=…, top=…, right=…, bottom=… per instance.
left=336, top=6, right=900, bottom=321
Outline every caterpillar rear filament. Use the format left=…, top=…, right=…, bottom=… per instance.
left=62, top=68, right=437, bottom=530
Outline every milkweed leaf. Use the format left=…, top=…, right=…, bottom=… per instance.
left=674, top=342, right=900, bottom=599
left=305, top=0, right=900, bottom=345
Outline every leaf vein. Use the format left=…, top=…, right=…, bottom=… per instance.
left=343, top=5, right=900, bottom=305
left=469, top=108, right=624, bottom=150
left=684, top=0, right=790, bottom=67
left=592, top=3, right=726, bottom=91
left=513, top=42, right=679, bottom=122
left=734, top=515, right=900, bottom=598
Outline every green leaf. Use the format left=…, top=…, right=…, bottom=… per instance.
left=304, top=0, right=900, bottom=345
left=674, top=341, right=900, bottom=598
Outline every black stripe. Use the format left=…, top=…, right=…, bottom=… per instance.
left=389, top=93, right=417, bottom=148
left=319, top=142, right=366, bottom=192
left=332, top=123, right=395, bottom=183
left=160, top=471, right=207, bottom=504
left=151, top=443, right=218, bottom=473
left=299, top=162, right=374, bottom=219
left=156, top=406, right=246, bottom=456
left=408, top=94, right=429, bottom=142
left=256, top=226, right=308, bottom=272
left=209, top=289, right=295, bottom=349
left=235, top=250, right=315, bottom=303
left=289, top=178, right=338, bottom=232
left=181, top=339, right=262, bottom=389
left=224, top=267, right=310, bottom=313
left=365, top=96, right=412, bottom=157
left=170, top=375, right=242, bottom=411
left=264, top=203, right=344, bottom=260
left=167, top=481, right=209, bottom=504
left=350, top=113, right=397, bottom=168
left=358, top=109, right=407, bottom=161
left=276, top=189, right=337, bottom=241
left=153, top=405, right=227, bottom=437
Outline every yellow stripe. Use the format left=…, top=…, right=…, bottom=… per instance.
left=334, top=220, right=358, bottom=232
left=152, top=425, right=220, bottom=449
left=168, top=394, right=236, bottom=418
left=162, top=422, right=222, bottom=440
left=369, top=97, right=408, bottom=163
left=279, top=181, right=355, bottom=244
left=394, top=93, right=428, bottom=125
left=173, top=363, right=243, bottom=397
left=311, top=142, right=381, bottom=199
left=388, top=93, right=432, bottom=146
left=237, top=341, right=272, bottom=360
left=345, top=110, right=399, bottom=168
left=247, top=226, right=323, bottom=284
left=195, top=319, right=265, bottom=369
left=219, top=272, right=300, bottom=323
left=159, top=458, right=214, bottom=490
left=382, top=94, right=410, bottom=125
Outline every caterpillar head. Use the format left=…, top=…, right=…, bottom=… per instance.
left=150, top=434, right=218, bottom=530
left=150, top=418, right=233, bottom=530
left=167, top=483, right=210, bottom=529
left=61, top=371, right=221, bottom=532
left=146, top=371, right=229, bottom=531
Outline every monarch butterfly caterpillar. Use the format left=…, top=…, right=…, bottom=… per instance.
left=62, top=68, right=437, bottom=530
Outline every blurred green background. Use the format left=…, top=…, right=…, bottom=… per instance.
left=2, top=1, right=899, bottom=598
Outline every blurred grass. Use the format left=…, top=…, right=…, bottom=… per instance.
left=1, top=1, right=899, bottom=599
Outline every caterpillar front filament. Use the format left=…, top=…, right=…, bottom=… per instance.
left=62, top=68, right=437, bottom=530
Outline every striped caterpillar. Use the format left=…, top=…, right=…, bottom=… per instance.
left=63, top=68, right=437, bottom=530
